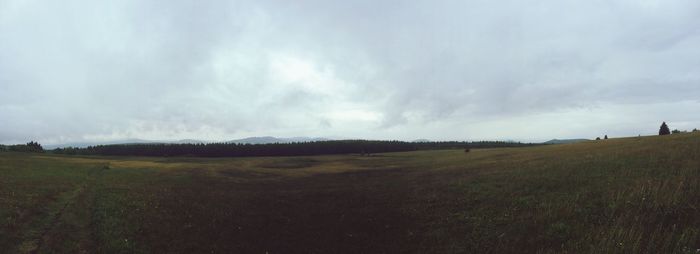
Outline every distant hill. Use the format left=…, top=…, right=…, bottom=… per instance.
left=44, top=139, right=153, bottom=149
left=543, top=139, right=590, bottom=145
left=44, top=139, right=207, bottom=149
left=226, top=136, right=330, bottom=144
left=44, top=137, right=328, bottom=149
left=172, top=139, right=207, bottom=144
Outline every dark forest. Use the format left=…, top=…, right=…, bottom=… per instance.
left=52, top=140, right=537, bottom=157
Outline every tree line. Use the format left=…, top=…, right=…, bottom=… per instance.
left=0, top=141, right=44, bottom=153
left=51, top=140, right=538, bottom=157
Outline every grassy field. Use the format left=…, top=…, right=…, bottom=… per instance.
left=1, top=133, right=699, bottom=253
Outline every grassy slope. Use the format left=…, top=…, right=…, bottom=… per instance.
left=0, top=132, right=699, bottom=253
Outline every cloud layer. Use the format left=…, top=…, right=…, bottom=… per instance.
left=1, top=0, right=699, bottom=144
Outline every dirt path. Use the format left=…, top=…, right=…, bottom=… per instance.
left=24, top=165, right=107, bottom=254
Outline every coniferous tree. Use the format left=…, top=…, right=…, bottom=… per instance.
left=659, top=122, right=671, bottom=135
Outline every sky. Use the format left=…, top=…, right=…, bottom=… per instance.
left=1, top=0, right=700, bottom=145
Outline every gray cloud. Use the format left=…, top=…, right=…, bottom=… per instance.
left=1, top=0, right=699, bottom=144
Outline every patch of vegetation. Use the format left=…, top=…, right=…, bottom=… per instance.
left=259, top=158, right=320, bottom=169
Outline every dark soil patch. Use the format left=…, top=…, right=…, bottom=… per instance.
left=137, top=167, right=424, bottom=253
left=259, top=158, right=320, bottom=169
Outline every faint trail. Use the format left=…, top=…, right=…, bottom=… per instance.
left=29, top=186, right=85, bottom=254
left=27, top=165, right=108, bottom=254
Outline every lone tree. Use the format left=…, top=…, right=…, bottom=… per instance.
left=604, top=135, right=608, bottom=140
left=659, top=122, right=671, bottom=135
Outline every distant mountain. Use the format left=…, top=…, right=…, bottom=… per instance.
left=43, top=139, right=156, bottom=149
left=172, top=139, right=207, bottom=144
left=543, top=139, right=590, bottom=145
left=411, top=139, right=432, bottom=143
left=45, top=137, right=329, bottom=149
left=226, top=136, right=330, bottom=144
left=44, top=139, right=207, bottom=149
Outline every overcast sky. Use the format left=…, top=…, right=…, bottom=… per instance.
left=1, top=0, right=699, bottom=144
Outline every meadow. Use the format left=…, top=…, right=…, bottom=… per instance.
left=1, top=132, right=699, bottom=253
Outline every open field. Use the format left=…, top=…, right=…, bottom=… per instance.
left=1, top=133, right=700, bottom=253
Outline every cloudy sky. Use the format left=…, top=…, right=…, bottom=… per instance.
left=1, top=0, right=699, bottom=144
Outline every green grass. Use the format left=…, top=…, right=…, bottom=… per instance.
left=1, top=132, right=699, bottom=253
